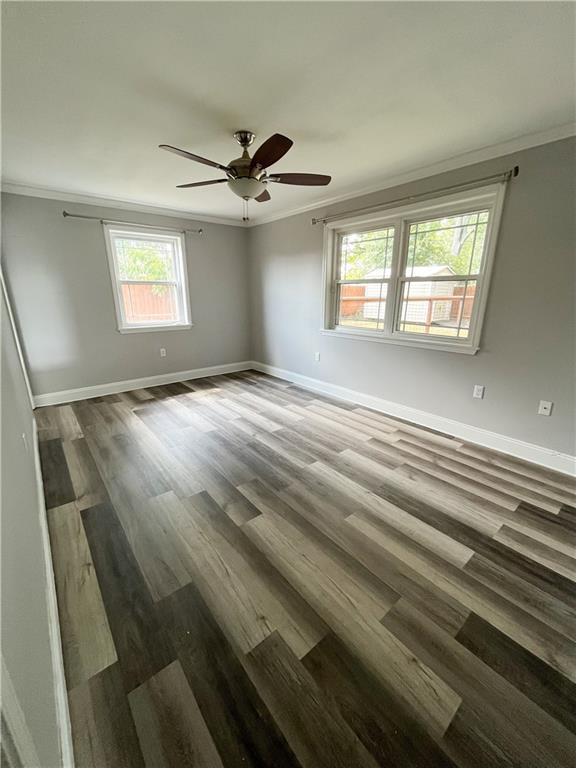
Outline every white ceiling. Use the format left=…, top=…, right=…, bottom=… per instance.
left=2, top=2, right=575, bottom=224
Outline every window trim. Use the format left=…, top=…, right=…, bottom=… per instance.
left=103, top=224, right=193, bottom=333
left=321, top=183, right=507, bottom=354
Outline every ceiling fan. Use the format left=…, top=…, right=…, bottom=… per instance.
left=159, top=131, right=331, bottom=220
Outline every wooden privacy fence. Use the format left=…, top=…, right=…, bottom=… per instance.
left=121, top=284, right=177, bottom=323
left=339, top=282, right=476, bottom=329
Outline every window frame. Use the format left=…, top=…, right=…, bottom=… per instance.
left=334, top=224, right=398, bottom=335
left=321, top=183, right=507, bottom=354
left=103, top=224, right=192, bottom=334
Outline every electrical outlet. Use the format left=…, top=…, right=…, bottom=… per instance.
left=314, top=351, right=321, bottom=362
left=538, top=400, right=553, bottom=416
left=160, top=348, right=167, bottom=358
left=473, top=384, right=485, bottom=399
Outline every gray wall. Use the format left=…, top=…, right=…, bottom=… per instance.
left=2, top=139, right=574, bottom=455
left=249, top=138, right=576, bottom=455
left=1, top=284, right=62, bottom=765
left=1, top=194, right=250, bottom=396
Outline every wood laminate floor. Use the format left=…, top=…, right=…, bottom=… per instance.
left=38, top=371, right=576, bottom=768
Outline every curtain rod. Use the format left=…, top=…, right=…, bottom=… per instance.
left=311, top=166, right=519, bottom=225
left=62, top=210, right=203, bottom=234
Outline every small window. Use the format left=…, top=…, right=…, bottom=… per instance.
left=104, top=226, right=191, bottom=333
left=322, top=184, right=506, bottom=353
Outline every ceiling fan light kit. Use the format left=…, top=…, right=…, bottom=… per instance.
left=228, top=176, right=265, bottom=199
left=159, top=130, right=332, bottom=221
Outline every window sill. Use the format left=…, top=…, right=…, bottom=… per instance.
left=118, top=323, right=193, bottom=334
left=320, top=327, right=479, bottom=354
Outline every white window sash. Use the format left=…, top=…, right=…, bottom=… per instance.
left=323, top=182, right=506, bottom=353
left=103, top=225, right=192, bottom=332
left=118, top=279, right=179, bottom=286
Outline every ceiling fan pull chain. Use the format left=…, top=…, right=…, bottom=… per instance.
left=242, top=198, right=249, bottom=222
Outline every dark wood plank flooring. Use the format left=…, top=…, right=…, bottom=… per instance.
left=38, top=371, right=576, bottom=767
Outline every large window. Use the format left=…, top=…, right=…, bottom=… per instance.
left=104, top=226, right=191, bottom=333
left=322, top=184, right=506, bottom=353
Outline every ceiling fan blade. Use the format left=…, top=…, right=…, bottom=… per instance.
left=268, top=173, right=331, bottom=186
left=176, top=179, right=228, bottom=188
left=250, top=134, right=293, bottom=171
left=255, top=189, right=271, bottom=202
left=159, top=144, right=229, bottom=172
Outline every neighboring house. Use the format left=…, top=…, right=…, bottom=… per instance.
left=347, top=264, right=472, bottom=325
left=340, top=265, right=477, bottom=331
left=364, top=265, right=456, bottom=324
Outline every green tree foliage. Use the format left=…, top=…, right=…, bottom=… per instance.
left=407, top=212, right=488, bottom=275
left=117, top=240, right=174, bottom=281
left=342, top=212, right=488, bottom=279
left=341, top=229, right=394, bottom=280
left=117, top=239, right=174, bottom=295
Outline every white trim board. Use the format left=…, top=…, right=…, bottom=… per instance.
left=33, top=360, right=253, bottom=407
left=250, top=361, right=576, bottom=478
left=32, top=419, right=75, bottom=767
left=1, top=268, right=34, bottom=410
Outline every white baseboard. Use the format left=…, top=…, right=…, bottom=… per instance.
left=32, top=357, right=575, bottom=477
left=33, top=361, right=253, bottom=407
left=250, top=361, right=576, bottom=478
left=32, top=420, right=75, bottom=766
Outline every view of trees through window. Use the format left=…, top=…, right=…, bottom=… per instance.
left=405, top=211, right=489, bottom=276
left=340, top=227, right=394, bottom=280
left=109, top=232, right=187, bottom=326
left=336, top=209, right=490, bottom=336
left=116, top=238, right=176, bottom=283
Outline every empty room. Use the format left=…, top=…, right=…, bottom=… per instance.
left=2, top=2, right=575, bottom=766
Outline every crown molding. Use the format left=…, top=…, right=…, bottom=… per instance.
left=3, top=122, right=574, bottom=229
left=251, top=122, right=576, bottom=227
left=0, top=181, right=247, bottom=227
